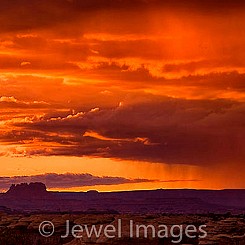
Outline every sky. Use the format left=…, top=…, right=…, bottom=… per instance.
left=0, top=0, right=244, bottom=191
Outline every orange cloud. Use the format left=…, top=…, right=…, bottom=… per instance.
left=0, top=0, right=245, bottom=190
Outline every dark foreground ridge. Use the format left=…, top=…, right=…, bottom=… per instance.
left=1, top=182, right=245, bottom=214
left=0, top=183, right=245, bottom=245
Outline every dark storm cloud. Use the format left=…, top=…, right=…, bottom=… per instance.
left=0, top=173, right=156, bottom=190
left=79, top=63, right=245, bottom=92
left=0, top=0, right=245, bottom=33
left=4, top=96, right=244, bottom=166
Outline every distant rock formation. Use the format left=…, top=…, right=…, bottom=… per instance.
left=6, top=182, right=48, bottom=198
